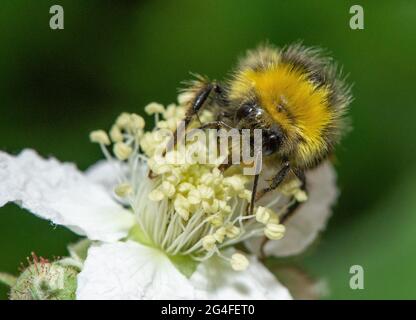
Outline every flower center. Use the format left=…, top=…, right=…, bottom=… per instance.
left=90, top=96, right=306, bottom=270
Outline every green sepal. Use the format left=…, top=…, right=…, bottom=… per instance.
left=127, top=224, right=154, bottom=247
left=168, top=255, right=199, bottom=279
left=67, top=238, right=92, bottom=262
left=0, top=272, right=17, bottom=287
left=128, top=224, right=199, bottom=278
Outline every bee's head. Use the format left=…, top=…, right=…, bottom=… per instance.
left=235, top=102, right=284, bottom=156
left=261, top=126, right=283, bottom=156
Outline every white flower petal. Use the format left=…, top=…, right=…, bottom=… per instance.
left=85, top=160, right=124, bottom=194
left=190, top=253, right=292, bottom=299
left=76, top=241, right=202, bottom=300
left=77, top=242, right=290, bottom=300
left=86, top=160, right=147, bottom=196
left=0, top=149, right=134, bottom=242
left=247, top=161, right=338, bottom=257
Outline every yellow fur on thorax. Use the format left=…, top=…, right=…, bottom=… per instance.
left=230, top=62, right=333, bottom=165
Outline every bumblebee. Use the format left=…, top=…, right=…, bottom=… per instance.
left=179, top=43, right=352, bottom=218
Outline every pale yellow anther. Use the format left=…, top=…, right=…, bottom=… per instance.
left=200, top=172, right=214, bottom=185
left=156, top=120, right=169, bottom=129
left=116, top=113, right=131, bottom=128
left=174, top=194, right=190, bottom=210
left=225, top=224, right=240, bottom=239
left=213, top=227, right=226, bottom=243
left=177, top=92, right=194, bottom=105
left=187, top=189, right=201, bottom=205
left=164, top=151, right=180, bottom=165
left=209, top=199, right=220, bottom=213
left=113, top=142, right=132, bottom=160
left=268, top=214, right=280, bottom=224
left=166, top=173, right=181, bottom=185
left=199, top=110, right=214, bottom=123
left=176, top=207, right=190, bottom=221
left=230, top=253, right=249, bottom=271
left=134, top=130, right=144, bottom=141
left=177, top=182, right=195, bottom=193
left=202, top=200, right=219, bottom=214
left=208, top=214, right=224, bottom=227
left=114, top=183, right=133, bottom=198
left=151, top=162, right=171, bottom=175
left=198, top=185, right=214, bottom=200
left=109, top=125, right=123, bottom=143
left=166, top=118, right=179, bottom=132
left=202, top=235, right=216, bottom=251
left=223, top=176, right=246, bottom=193
left=255, top=206, right=271, bottom=225
left=217, top=200, right=227, bottom=210
left=264, top=222, right=286, bottom=240
left=202, top=201, right=210, bottom=213
left=148, top=189, right=164, bottom=202
left=220, top=205, right=232, bottom=215
left=163, top=104, right=178, bottom=119
left=89, top=130, right=110, bottom=145
left=160, top=181, right=176, bottom=198
left=294, top=190, right=308, bottom=202
left=239, top=189, right=252, bottom=201
left=280, top=179, right=301, bottom=193
left=130, top=114, right=145, bottom=131
left=145, top=102, right=165, bottom=115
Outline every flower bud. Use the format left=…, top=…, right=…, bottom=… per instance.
left=9, top=255, right=78, bottom=300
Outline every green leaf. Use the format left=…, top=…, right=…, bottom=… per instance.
left=168, top=254, right=199, bottom=278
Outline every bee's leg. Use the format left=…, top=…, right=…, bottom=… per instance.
left=168, top=83, right=214, bottom=152
left=259, top=169, right=307, bottom=259
left=280, top=169, right=307, bottom=224
left=166, top=82, right=227, bottom=152
left=149, top=82, right=221, bottom=178
left=198, top=121, right=234, bottom=130
left=255, top=161, right=291, bottom=202
left=249, top=173, right=260, bottom=216
left=293, top=168, right=306, bottom=189
left=255, top=162, right=290, bottom=260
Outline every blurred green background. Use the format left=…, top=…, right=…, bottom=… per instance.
left=1, top=0, right=415, bottom=299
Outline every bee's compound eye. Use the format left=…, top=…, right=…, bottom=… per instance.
left=236, top=103, right=255, bottom=120
left=262, top=132, right=282, bottom=156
